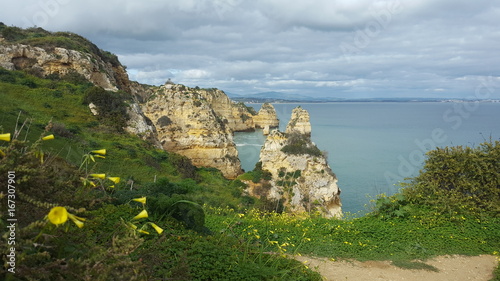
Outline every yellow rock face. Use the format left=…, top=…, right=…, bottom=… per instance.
left=143, top=85, right=244, bottom=179
left=255, top=107, right=342, bottom=218
left=253, top=103, right=280, bottom=132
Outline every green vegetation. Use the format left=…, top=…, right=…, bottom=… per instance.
left=206, top=207, right=500, bottom=263
left=82, top=86, right=131, bottom=131
left=281, top=133, right=322, bottom=157
left=1, top=45, right=499, bottom=279
left=239, top=161, right=272, bottom=183
left=402, top=142, right=500, bottom=217
left=236, top=102, right=258, bottom=116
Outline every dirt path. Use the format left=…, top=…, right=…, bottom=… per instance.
left=294, top=255, right=498, bottom=281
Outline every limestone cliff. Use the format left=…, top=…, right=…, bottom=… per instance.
left=197, top=88, right=255, bottom=132
left=251, top=107, right=342, bottom=218
left=285, top=106, right=311, bottom=136
left=0, top=44, right=123, bottom=91
left=253, top=103, right=279, bottom=134
left=143, top=83, right=243, bottom=179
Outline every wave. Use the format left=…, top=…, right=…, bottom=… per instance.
left=236, top=143, right=263, bottom=147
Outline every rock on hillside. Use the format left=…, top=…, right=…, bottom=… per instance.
left=253, top=107, right=342, bottom=218
left=0, top=44, right=125, bottom=91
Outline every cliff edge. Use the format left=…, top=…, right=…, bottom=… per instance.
left=143, top=84, right=243, bottom=178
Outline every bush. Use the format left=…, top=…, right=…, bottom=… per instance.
left=402, top=140, right=500, bottom=217
left=169, top=153, right=199, bottom=180
left=82, top=86, right=130, bottom=131
left=1, top=26, right=26, bottom=41
left=281, top=133, right=322, bottom=157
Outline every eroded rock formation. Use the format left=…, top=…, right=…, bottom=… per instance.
left=251, top=107, right=342, bottom=218
left=143, top=84, right=243, bottom=178
left=253, top=103, right=279, bottom=134
left=0, top=44, right=123, bottom=91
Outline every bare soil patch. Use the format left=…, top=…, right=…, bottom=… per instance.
left=294, top=255, right=498, bottom=281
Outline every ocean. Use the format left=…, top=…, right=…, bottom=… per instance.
left=234, top=102, right=500, bottom=215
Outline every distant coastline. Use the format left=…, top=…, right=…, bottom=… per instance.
left=233, top=97, right=500, bottom=104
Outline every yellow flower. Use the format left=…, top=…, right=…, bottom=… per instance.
left=68, top=213, right=85, bottom=228
left=48, top=207, right=68, bottom=225
left=0, top=133, right=11, bottom=142
left=132, top=197, right=147, bottom=204
left=128, top=223, right=138, bottom=230
left=90, top=173, right=106, bottom=179
left=138, top=229, right=150, bottom=235
left=41, top=134, right=55, bottom=141
left=150, top=223, right=164, bottom=234
left=48, top=207, right=85, bottom=228
left=91, top=149, right=106, bottom=155
left=107, top=177, right=120, bottom=184
left=95, top=155, right=106, bottom=159
left=133, top=209, right=148, bottom=220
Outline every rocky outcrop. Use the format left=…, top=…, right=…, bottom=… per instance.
left=198, top=88, right=255, bottom=132
left=143, top=84, right=243, bottom=178
left=124, top=102, right=162, bottom=148
left=251, top=107, right=342, bottom=218
left=0, top=44, right=124, bottom=91
left=285, top=106, right=311, bottom=136
left=253, top=103, right=279, bottom=134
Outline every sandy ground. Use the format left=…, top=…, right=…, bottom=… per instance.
left=294, top=255, right=498, bottom=281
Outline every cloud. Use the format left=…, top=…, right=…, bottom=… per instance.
left=1, top=0, right=499, bottom=98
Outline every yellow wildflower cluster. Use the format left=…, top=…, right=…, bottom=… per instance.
left=80, top=149, right=121, bottom=188
left=207, top=206, right=314, bottom=257
left=127, top=197, right=164, bottom=235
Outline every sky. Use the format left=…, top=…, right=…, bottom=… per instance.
left=1, top=0, right=500, bottom=98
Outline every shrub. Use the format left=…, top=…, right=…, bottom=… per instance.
left=1, top=26, right=26, bottom=41
left=82, top=86, right=130, bottom=131
left=169, top=153, right=199, bottom=180
left=49, top=122, right=75, bottom=138
left=281, top=133, right=322, bottom=157
left=402, top=140, right=500, bottom=217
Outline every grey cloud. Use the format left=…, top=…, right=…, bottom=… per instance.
left=1, top=0, right=499, bottom=98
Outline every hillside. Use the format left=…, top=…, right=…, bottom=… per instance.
left=1, top=25, right=499, bottom=280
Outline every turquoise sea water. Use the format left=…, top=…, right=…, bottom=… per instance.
left=234, top=102, right=500, bottom=215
